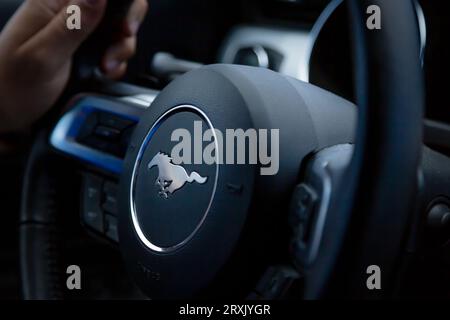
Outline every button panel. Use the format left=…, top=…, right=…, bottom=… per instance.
left=82, top=174, right=104, bottom=233
left=105, top=214, right=119, bottom=242
left=81, top=173, right=120, bottom=242
left=77, top=111, right=136, bottom=158
left=102, top=181, right=119, bottom=216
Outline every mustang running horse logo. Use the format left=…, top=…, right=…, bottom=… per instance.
left=147, top=152, right=208, bottom=199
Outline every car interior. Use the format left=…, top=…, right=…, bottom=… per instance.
left=0, top=0, right=449, bottom=300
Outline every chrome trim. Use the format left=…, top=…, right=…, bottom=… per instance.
left=299, top=144, right=353, bottom=266
left=252, top=46, right=270, bottom=69
left=119, top=92, right=159, bottom=108
left=308, top=161, right=332, bottom=263
left=219, top=25, right=312, bottom=81
left=415, top=1, right=427, bottom=64
left=129, top=105, right=219, bottom=253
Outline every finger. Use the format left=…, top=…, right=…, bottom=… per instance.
left=123, top=0, right=148, bottom=37
left=19, top=0, right=107, bottom=62
left=104, top=61, right=128, bottom=80
left=0, top=0, right=70, bottom=48
left=102, top=37, right=136, bottom=74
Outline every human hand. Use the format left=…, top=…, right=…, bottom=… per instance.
left=0, top=0, right=148, bottom=133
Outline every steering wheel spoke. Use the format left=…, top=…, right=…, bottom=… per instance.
left=50, top=92, right=158, bottom=175
left=289, top=144, right=353, bottom=270
left=49, top=92, right=159, bottom=245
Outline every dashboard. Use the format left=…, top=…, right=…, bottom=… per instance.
left=134, top=0, right=449, bottom=153
left=0, top=0, right=448, bottom=151
left=131, top=0, right=447, bottom=117
left=218, top=1, right=426, bottom=104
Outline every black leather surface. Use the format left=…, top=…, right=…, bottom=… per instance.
left=20, top=224, right=63, bottom=300
left=19, top=132, right=64, bottom=300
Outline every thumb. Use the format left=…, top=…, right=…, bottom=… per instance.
left=20, top=0, right=107, bottom=61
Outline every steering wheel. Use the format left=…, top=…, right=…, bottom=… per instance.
left=19, top=0, right=426, bottom=299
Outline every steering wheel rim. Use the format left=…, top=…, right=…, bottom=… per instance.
left=304, top=0, right=424, bottom=298
left=19, top=0, right=424, bottom=299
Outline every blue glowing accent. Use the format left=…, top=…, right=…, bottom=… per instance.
left=50, top=96, right=143, bottom=175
